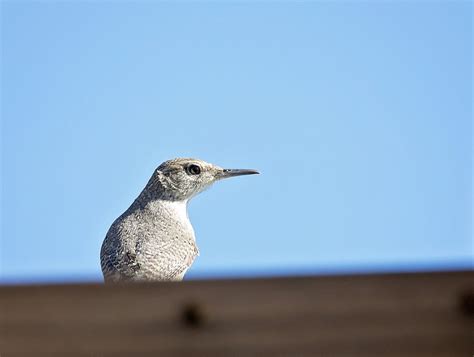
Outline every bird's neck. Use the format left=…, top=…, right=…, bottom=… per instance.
left=145, top=199, right=189, bottom=222
left=144, top=198, right=195, bottom=241
left=136, top=173, right=188, bottom=202
left=129, top=175, right=192, bottom=223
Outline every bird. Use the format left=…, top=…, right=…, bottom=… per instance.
left=100, top=158, right=259, bottom=283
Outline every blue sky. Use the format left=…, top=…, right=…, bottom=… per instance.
left=1, top=1, right=472, bottom=283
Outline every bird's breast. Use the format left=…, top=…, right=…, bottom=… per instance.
left=144, top=199, right=195, bottom=241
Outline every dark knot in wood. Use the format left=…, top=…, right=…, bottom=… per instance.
left=458, top=290, right=474, bottom=318
left=181, top=302, right=205, bottom=328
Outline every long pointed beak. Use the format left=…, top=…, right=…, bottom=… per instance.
left=221, top=168, right=260, bottom=178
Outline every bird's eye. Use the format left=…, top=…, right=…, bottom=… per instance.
left=186, top=164, right=201, bottom=175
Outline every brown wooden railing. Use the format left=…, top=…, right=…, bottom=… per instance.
left=0, top=270, right=472, bottom=356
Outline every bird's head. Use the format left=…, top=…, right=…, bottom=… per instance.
left=145, top=158, right=259, bottom=201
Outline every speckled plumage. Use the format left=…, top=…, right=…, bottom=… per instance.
left=100, top=158, right=258, bottom=283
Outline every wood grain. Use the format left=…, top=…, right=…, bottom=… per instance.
left=0, top=271, right=472, bottom=357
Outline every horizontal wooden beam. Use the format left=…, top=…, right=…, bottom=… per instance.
left=0, top=271, right=472, bottom=356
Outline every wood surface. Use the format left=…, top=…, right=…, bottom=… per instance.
left=0, top=271, right=472, bottom=357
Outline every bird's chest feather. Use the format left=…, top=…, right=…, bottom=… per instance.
left=132, top=200, right=197, bottom=255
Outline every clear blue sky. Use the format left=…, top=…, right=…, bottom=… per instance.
left=1, top=2, right=472, bottom=283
